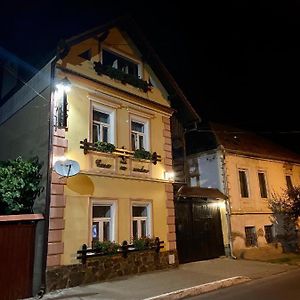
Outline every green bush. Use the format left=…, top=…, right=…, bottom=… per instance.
left=133, top=237, right=155, bottom=250
left=94, top=141, right=116, bottom=153
left=93, top=240, right=120, bottom=255
left=0, top=156, right=43, bottom=215
left=133, top=148, right=152, bottom=160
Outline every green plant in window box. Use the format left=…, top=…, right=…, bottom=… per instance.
left=132, top=236, right=155, bottom=251
left=94, top=62, right=151, bottom=92
left=93, top=240, right=120, bottom=255
left=94, top=141, right=116, bottom=153
left=133, top=148, right=152, bottom=160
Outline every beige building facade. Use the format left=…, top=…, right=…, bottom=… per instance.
left=187, top=123, right=300, bottom=254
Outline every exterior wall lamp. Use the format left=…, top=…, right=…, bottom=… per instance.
left=164, top=171, right=175, bottom=181
left=55, top=76, right=71, bottom=92
left=54, top=77, right=71, bottom=128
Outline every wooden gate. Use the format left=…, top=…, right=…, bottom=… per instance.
left=175, top=199, right=225, bottom=263
left=0, top=221, right=36, bottom=300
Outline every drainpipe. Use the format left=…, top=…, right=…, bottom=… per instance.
left=220, top=146, right=236, bottom=259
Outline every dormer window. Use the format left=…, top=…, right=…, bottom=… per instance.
left=94, top=49, right=150, bottom=92
left=102, top=49, right=139, bottom=78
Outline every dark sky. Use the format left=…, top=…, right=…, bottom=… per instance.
left=1, top=1, right=300, bottom=152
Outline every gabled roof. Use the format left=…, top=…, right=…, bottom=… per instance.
left=211, top=122, right=300, bottom=163
left=57, top=16, right=200, bottom=126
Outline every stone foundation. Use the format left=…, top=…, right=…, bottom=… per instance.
left=46, top=250, right=178, bottom=292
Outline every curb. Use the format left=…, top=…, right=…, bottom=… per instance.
left=143, top=276, right=251, bottom=300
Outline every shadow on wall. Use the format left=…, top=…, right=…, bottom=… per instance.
left=67, top=174, right=94, bottom=195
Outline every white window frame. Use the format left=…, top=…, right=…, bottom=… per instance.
left=130, top=115, right=150, bottom=151
left=238, top=168, right=250, bottom=198
left=91, top=200, right=117, bottom=243
left=131, top=202, right=152, bottom=239
left=91, top=102, right=116, bottom=145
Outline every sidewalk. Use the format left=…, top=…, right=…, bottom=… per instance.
left=36, top=258, right=298, bottom=300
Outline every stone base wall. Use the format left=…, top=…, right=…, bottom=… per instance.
left=46, top=250, right=178, bottom=292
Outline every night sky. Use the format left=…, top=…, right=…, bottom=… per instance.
left=1, top=1, right=300, bottom=152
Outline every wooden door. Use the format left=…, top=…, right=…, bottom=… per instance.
left=175, top=199, right=225, bottom=263
left=0, top=222, right=35, bottom=300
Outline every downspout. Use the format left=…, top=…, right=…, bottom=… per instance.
left=183, top=128, right=188, bottom=185
left=38, top=55, right=60, bottom=297
left=220, top=145, right=236, bottom=259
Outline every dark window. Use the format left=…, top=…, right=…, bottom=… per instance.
left=239, top=170, right=249, bottom=198
left=245, top=226, right=257, bottom=247
left=132, top=206, right=147, bottom=217
left=258, top=172, right=268, bottom=198
left=264, top=225, right=274, bottom=243
left=286, top=175, right=293, bottom=190
left=93, top=205, right=111, bottom=218
left=102, top=50, right=139, bottom=77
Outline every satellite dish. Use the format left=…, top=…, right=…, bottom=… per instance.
left=54, top=159, right=80, bottom=177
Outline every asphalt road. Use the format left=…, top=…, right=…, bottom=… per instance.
left=188, top=268, right=300, bottom=300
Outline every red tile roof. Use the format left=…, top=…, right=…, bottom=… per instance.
left=211, top=122, right=300, bottom=163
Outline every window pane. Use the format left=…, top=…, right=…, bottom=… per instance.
left=286, top=175, right=293, bottom=190
left=139, top=135, right=144, bottom=149
left=239, top=170, right=249, bottom=198
left=133, top=220, right=138, bottom=239
left=133, top=206, right=147, bottom=217
left=258, top=172, right=268, bottom=198
left=93, top=205, right=111, bottom=218
left=103, top=50, right=118, bottom=68
left=92, top=222, right=99, bottom=240
left=141, top=220, right=146, bottom=237
left=102, top=126, right=108, bottom=143
left=132, top=121, right=144, bottom=133
left=93, top=110, right=109, bottom=123
left=93, top=124, right=99, bottom=143
left=264, top=225, right=274, bottom=243
left=103, top=221, right=110, bottom=241
left=245, top=226, right=257, bottom=247
left=131, top=133, right=136, bottom=151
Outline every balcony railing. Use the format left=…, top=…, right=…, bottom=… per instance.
left=79, top=139, right=163, bottom=177
left=80, top=139, right=161, bottom=165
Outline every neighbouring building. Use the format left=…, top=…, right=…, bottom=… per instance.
left=0, top=17, right=200, bottom=297
left=186, top=122, right=300, bottom=255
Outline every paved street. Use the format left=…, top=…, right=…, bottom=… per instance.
left=188, top=268, right=300, bottom=300
left=36, top=258, right=297, bottom=300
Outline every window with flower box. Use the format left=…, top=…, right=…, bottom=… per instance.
left=92, top=201, right=117, bottom=243
left=91, top=103, right=115, bottom=145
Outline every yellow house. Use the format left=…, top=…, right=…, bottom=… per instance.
left=187, top=123, right=300, bottom=256
left=46, top=18, right=199, bottom=289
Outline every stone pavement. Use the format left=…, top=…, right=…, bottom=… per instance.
left=31, top=258, right=298, bottom=300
